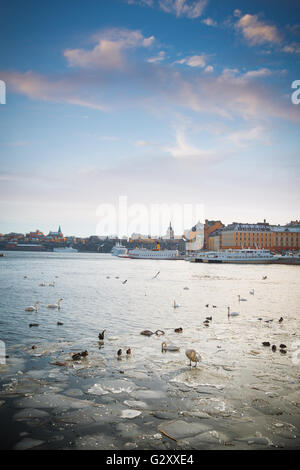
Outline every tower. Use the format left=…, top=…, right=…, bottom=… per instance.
left=167, top=222, right=174, bottom=240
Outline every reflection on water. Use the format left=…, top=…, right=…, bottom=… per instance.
left=0, top=251, right=300, bottom=449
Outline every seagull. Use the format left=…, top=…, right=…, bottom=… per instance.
left=185, top=349, right=201, bottom=367
left=122, top=279, right=128, bottom=284
left=152, top=271, right=160, bottom=279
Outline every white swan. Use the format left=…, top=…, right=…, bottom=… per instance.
left=238, top=295, right=247, bottom=302
left=161, top=341, right=180, bottom=352
left=227, top=306, right=239, bottom=317
left=25, top=301, right=39, bottom=312
left=47, top=298, right=63, bottom=309
left=185, top=349, right=201, bottom=367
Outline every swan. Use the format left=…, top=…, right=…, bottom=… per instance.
left=47, top=298, right=63, bottom=309
left=173, top=300, right=180, bottom=308
left=238, top=295, right=247, bottom=302
left=185, top=349, right=201, bottom=367
left=161, top=341, right=180, bottom=352
left=25, top=301, right=39, bottom=312
left=227, top=307, right=239, bottom=317
left=249, top=289, right=255, bottom=295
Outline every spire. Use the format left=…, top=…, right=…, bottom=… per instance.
left=58, top=225, right=62, bottom=233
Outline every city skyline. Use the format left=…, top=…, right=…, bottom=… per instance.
left=1, top=0, right=300, bottom=237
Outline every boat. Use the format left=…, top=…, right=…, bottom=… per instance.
left=111, top=242, right=129, bottom=257
left=53, top=246, right=78, bottom=253
left=127, top=242, right=184, bottom=260
left=190, top=249, right=280, bottom=264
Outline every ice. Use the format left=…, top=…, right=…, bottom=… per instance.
left=133, top=389, right=166, bottom=400
left=121, top=409, right=142, bottom=419
left=88, top=379, right=136, bottom=396
left=14, top=393, right=94, bottom=410
left=158, top=420, right=211, bottom=440
left=14, top=438, right=45, bottom=450
left=124, top=400, right=149, bottom=409
left=13, top=408, right=49, bottom=421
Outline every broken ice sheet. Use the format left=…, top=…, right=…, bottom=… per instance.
left=121, top=409, right=141, bottom=419
left=88, top=379, right=137, bottom=396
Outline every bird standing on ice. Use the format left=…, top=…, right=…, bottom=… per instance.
left=185, top=349, right=201, bottom=367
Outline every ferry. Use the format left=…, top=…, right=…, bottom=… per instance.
left=111, top=242, right=129, bottom=257
left=127, top=242, right=184, bottom=260
left=53, top=246, right=78, bottom=253
left=190, top=249, right=280, bottom=264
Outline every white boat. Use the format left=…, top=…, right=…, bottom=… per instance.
left=53, top=246, right=78, bottom=253
left=127, top=242, right=184, bottom=260
left=111, top=242, right=129, bottom=257
left=191, top=249, right=280, bottom=264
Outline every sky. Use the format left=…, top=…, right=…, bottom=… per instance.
left=0, top=0, right=300, bottom=237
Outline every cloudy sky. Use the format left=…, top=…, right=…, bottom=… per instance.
left=0, top=0, right=300, bottom=236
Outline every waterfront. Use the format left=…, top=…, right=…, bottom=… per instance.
left=0, top=251, right=300, bottom=450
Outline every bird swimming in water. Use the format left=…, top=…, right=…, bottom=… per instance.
left=279, top=317, right=283, bottom=323
left=126, top=348, right=131, bottom=356
left=72, top=350, right=88, bottom=361
left=206, top=316, right=212, bottom=321
left=203, top=320, right=210, bottom=326
left=227, top=307, right=239, bottom=317
left=47, top=298, right=63, bottom=309
left=57, top=321, right=63, bottom=326
left=262, top=341, right=271, bottom=347
left=262, top=276, right=267, bottom=280
left=185, top=349, right=201, bottom=367
left=140, top=330, right=154, bottom=336
left=161, top=342, right=180, bottom=352
left=272, top=345, right=277, bottom=352
left=29, top=323, right=39, bottom=327
left=25, top=301, right=39, bottom=312
left=174, top=327, right=183, bottom=333
left=279, top=344, right=286, bottom=349
left=117, top=349, right=122, bottom=358
left=205, top=304, right=209, bottom=308
left=98, top=330, right=106, bottom=340
left=238, top=295, right=247, bottom=302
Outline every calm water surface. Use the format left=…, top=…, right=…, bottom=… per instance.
left=0, top=251, right=300, bottom=450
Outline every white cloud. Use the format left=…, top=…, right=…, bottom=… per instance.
left=147, top=50, right=166, bottom=63
left=202, top=17, right=216, bottom=26
left=158, top=0, right=207, bottom=18
left=175, top=54, right=207, bottom=67
left=64, top=29, right=155, bottom=69
left=204, top=65, right=214, bottom=73
left=236, top=13, right=282, bottom=46
left=243, top=68, right=272, bottom=79
left=165, top=130, right=214, bottom=161
left=282, top=42, right=300, bottom=54
left=227, top=126, right=270, bottom=147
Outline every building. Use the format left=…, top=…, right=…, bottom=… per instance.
left=165, top=222, right=174, bottom=240
left=47, top=226, right=63, bottom=239
left=208, top=220, right=300, bottom=252
left=184, top=221, right=205, bottom=253
left=204, top=220, right=224, bottom=249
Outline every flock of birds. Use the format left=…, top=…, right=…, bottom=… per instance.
left=24, top=270, right=285, bottom=368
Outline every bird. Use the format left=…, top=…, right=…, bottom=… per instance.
left=98, top=330, right=106, bottom=341
left=126, top=348, right=131, bottom=356
left=140, top=330, right=154, bottom=336
left=203, top=320, right=210, bottom=326
left=262, top=342, right=271, bottom=347
left=117, top=349, right=122, bottom=358
left=49, top=281, right=55, bottom=287
left=174, top=327, right=183, bottom=333
left=212, top=305, right=217, bottom=308
left=24, top=275, right=28, bottom=279
left=122, top=279, right=127, bottom=284
left=205, top=304, right=209, bottom=308
left=279, top=344, right=287, bottom=349
left=185, top=349, right=201, bottom=367
left=280, top=349, right=287, bottom=354
left=25, top=301, right=39, bottom=312
left=272, top=345, right=277, bottom=352
left=173, top=300, right=180, bottom=308
left=72, top=350, right=88, bottom=361
left=249, top=289, right=255, bottom=295
left=155, top=329, right=165, bottom=336
left=279, top=317, right=284, bottom=323
left=183, top=287, right=189, bottom=290
left=29, top=323, right=39, bottom=327
left=238, top=295, right=247, bottom=302
left=152, top=271, right=160, bottom=279
left=47, top=298, right=63, bottom=309
left=57, top=321, right=63, bottom=326
left=206, top=316, right=212, bottom=321
left=227, top=307, right=239, bottom=317
left=161, top=341, right=180, bottom=352
left=262, top=276, right=267, bottom=280
left=39, top=282, right=46, bottom=287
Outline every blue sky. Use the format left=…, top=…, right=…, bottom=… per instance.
left=0, top=0, right=300, bottom=236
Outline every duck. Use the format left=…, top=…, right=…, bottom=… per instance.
left=126, top=348, right=131, bottom=356
left=29, top=323, right=39, bottom=327
left=205, top=304, right=209, bottom=308
left=206, top=316, right=212, bottom=321
left=161, top=341, right=180, bottom=352
left=262, top=276, right=267, bottom=280
left=47, top=298, right=63, bottom=309
left=185, top=349, right=201, bottom=367
left=262, top=341, right=271, bottom=347
left=280, top=348, right=287, bottom=354
left=57, top=321, right=64, bottom=326
left=25, top=301, right=39, bottom=312
left=183, top=287, right=189, bottom=290
left=249, top=289, right=255, bottom=295
left=227, top=307, right=239, bottom=317
left=279, top=317, right=283, bottom=323
left=140, top=330, right=154, bottom=336
left=117, top=349, right=122, bottom=358
left=279, top=344, right=287, bottom=349
left=98, top=330, right=106, bottom=340
left=272, top=345, right=277, bottom=352
left=174, top=327, right=183, bottom=333
left=212, top=305, right=217, bottom=308
left=155, top=329, right=165, bottom=336
left=238, top=295, right=247, bottom=302
left=72, top=350, right=88, bottom=361
left=203, top=320, right=210, bottom=326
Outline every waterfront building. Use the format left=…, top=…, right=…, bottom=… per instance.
left=184, top=221, right=205, bottom=254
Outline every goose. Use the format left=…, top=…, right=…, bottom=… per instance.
left=161, top=341, right=180, bottom=352
left=249, top=289, right=255, bottom=295
left=227, top=307, right=239, bottom=317
left=25, top=301, right=39, bottom=312
left=238, top=295, right=247, bottom=302
left=47, top=298, right=63, bottom=309
left=185, top=349, right=201, bottom=367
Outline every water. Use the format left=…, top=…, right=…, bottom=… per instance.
left=0, top=251, right=300, bottom=449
